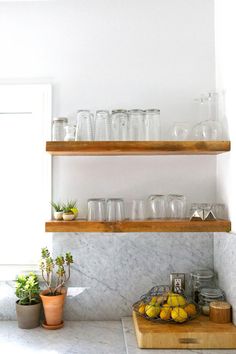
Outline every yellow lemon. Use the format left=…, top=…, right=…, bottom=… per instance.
left=184, top=304, right=197, bottom=316
left=160, top=307, right=171, bottom=321
left=71, top=207, right=78, bottom=216
left=171, top=307, right=188, bottom=323
left=145, top=304, right=161, bottom=318
left=138, top=303, right=146, bottom=315
left=162, top=303, right=171, bottom=308
left=167, top=294, right=186, bottom=307
left=150, top=296, right=158, bottom=305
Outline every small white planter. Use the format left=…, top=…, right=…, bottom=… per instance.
left=54, top=211, right=64, bottom=220
left=62, top=212, right=75, bottom=221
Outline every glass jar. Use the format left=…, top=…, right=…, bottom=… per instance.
left=190, top=269, right=216, bottom=303
left=111, top=110, right=129, bottom=141
left=128, top=109, right=145, bottom=141
left=199, top=288, right=225, bottom=316
left=64, top=125, right=75, bottom=141
left=145, top=109, right=161, bottom=140
left=52, top=117, right=68, bottom=141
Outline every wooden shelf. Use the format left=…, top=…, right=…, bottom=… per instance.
left=46, top=141, right=230, bottom=156
left=45, top=219, right=231, bottom=233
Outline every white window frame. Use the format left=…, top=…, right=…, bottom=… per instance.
left=0, top=84, right=52, bottom=280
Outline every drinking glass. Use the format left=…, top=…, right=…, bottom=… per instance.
left=171, top=122, right=190, bottom=141
left=64, top=125, right=75, bottom=141
left=129, top=110, right=145, bottom=141
left=87, top=198, right=106, bottom=221
left=167, top=194, right=186, bottom=219
left=130, top=199, right=146, bottom=220
left=106, top=198, right=125, bottom=221
left=111, top=110, right=129, bottom=141
left=212, top=203, right=226, bottom=219
left=75, top=110, right=94, bottom=141
left=147, top=195, right=166, bottom=219
left=145, top=109, right=160, bottom=140
left=192, top=120, right=223, bottom=140
left=94, top=110, right=111, bottom=141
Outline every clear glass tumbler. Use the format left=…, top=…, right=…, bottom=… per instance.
left=167, top=194, right=186, bottom=219
left=106, top=198, right=125, bottom=221
left=145, top=109, right=161, bottom=140
left=129, top=109, right=145, bottom=141
left=171, top=122, right=190, bottom=141
left=147, top=195, right=166, bottom=219
left=130, top=199, right=146, bottom=220
left=212, top=203, right=226, bottom=219
left=192, top=120, right=223, bottom=140
left=75, top=110, right=94, bottom=141
left=52, top=117, right=68, bottom=141
left=87, top=198, right=106, bottom=221
left=94, top=110, right=111, bottom=141
left=111, top=110, right=129, bottom=141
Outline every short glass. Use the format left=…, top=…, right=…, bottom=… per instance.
left=130, top=199, right=146, bottom=220
left=94, top=110, right=111, bottom=141
left=129, top=110, right=145, bottom=141
left=212, top=203, right=226, bottom=219
left=192, top=120, right=223, bottom=140
left=75, top=110, right=94, bottom=141
left=171, top=122, right=190, bottom=141
left=145, top=109, right=160, bottom=141
left=167, top=194, right=186, bottom=219
left=106, top=198, right=125, bottom=221
left=87, top=198, right=106, bottom=221
left=147, top=195, right=166, bottom=219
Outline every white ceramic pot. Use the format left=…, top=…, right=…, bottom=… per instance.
left=62, top=212, right=75, bottom=221
left=54, top=211, right=64, bottom=220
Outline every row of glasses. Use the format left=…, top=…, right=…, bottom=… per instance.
left=189, top=203, right=226, bottom=221
left=87, top=194, right=186, bottom=221
left=75, top=109, right=160, bottom=141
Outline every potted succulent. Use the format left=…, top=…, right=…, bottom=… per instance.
left=62, top=200, right=78, bottom=221
left=15, top=272, right=41, bottom=329
left=39, top=247, right=73, bottom=329
left=51, top=201, right=64, bottom=220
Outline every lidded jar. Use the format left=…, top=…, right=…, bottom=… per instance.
left=52, top=117, right=68, bottom=141
left=190, top=269, right=216, bottom=303
left=199, top=288, right=225, bottom=316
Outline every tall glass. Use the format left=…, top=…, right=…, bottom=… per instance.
left=87, top=199, right=106, bottom=221
left=106, top=198, right=125, bottom=221
left=111, top=110, right=129, bottom=141
left=145, top=109, right=160, bottom=140
left=75, top=110, right=94, bottom=141
left=129, top=110, right=145, bottom=141
left=167, top=194, right=186, bottom=219
left=147, top=195, right=166, bottom=219
left=94, top=110, right=111, bottom=141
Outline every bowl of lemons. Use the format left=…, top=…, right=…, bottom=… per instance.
left=133, top=285, right=200, bottom=324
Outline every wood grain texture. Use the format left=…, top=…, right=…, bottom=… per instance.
left=46, top=141, right=231, bottom=156
left=45, top=219, right=231, bottom=233
left=133, top=311, right=236, bottom=349
left=210, top=301, right=232, bottom=324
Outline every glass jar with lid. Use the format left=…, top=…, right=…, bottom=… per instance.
left=145, top=109, right=161, bottom=140
left=111, top=110, right=128, bottom=141
left=52, top=117, right=68, bottom=141
left=190, top=269, right=216, bottom=303
left=128, top=109, right=145, bottom=141
left=199, top=288, right=225, bottom=316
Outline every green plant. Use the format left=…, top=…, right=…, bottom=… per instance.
left=15, top=272, right=40, bottom=305
left=62, top=200, right=78, bottom=214
left=51, top=201, right=63, bottom=212
left=39, top=247, right=74, bottom=295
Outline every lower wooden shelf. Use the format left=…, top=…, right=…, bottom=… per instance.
left=133, top=311, right=236, bottom=349
left=45, top=219, right=231, bottom=233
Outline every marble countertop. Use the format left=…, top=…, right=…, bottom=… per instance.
left=0, top=319, right=235, bottom=354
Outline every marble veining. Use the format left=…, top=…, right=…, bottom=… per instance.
left=53, top=232, right=213, bottom=320
left=121, top=317, right=236, bottom=354
left=214, top=232, right=236, bottom=325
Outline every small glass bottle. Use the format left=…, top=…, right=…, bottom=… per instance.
left=52, top=117, right=68, bottom=141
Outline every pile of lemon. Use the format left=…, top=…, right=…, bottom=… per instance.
left=138, top=293, right=197, bottom=323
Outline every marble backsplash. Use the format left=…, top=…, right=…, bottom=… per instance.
left=0, top=232, right=213, bottom=320
left=214, top=232, right=236, bottom=325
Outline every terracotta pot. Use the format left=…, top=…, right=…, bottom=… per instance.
left=40, top=288, right=66, bottom=326
left=16, top=301, right=41, bottom=329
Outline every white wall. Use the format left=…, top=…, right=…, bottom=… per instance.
left=0, top=0, right=216, bottom=210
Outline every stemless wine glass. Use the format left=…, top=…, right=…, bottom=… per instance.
left=192, top=120, right=223, bottom=140
left=75, top=110, right=94, bottom=141
left=167, top=194, right=186, bottom=219
left=130, top=199, right=146, bottom=220
left=147, top=195, right=166, bottom=219
left=129, top=110, right=145, bottom=141
left=111, top=110, right=129, bottom=141
left=106, top=198, right=125, bottom=221
left=145, top=109, right=161, bottom=140
left=87, top=198, right=106, bottom=221
left=171, top=122, right=190, bottom=141
left=94, top=110, right=111, bottom=141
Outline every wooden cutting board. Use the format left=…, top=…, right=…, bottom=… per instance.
left=133, top=311, right=236, bottom=349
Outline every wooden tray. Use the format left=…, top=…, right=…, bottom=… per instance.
left=133, top=311, right=236, bottom=349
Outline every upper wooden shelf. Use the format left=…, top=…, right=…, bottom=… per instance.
left=46, top=141, right=230, bottom=156
left=45, top=219, right=231, bottom=233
